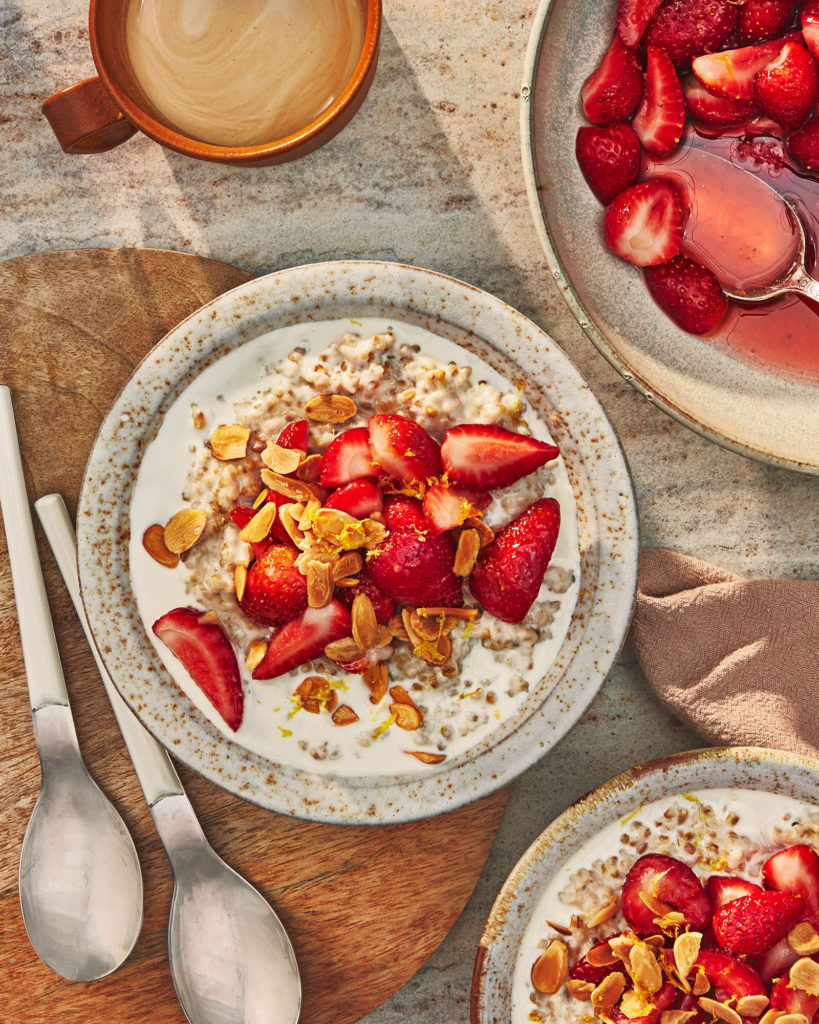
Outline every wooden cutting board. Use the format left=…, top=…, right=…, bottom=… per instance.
left=0, top=248, right=508, bottom=1024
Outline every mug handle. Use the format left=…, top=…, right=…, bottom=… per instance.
left=42, top=77, right=137, bottom=154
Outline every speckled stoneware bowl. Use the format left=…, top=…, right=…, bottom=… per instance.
left=77, top=261, right=637, bottom=825
left=521, top=0, right=819, bottom=474
left=471, top=746, right=819, bottom=1023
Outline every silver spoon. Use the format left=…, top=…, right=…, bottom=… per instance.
left=36, top=493, right=301, bottom=1024
left=0, top=385, right=143, bottom=981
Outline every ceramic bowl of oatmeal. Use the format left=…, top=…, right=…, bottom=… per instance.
left=77, top=260, right=637, bottom=824
left=472, top=746, right=819, bottom=1024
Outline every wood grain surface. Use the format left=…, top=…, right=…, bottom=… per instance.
left=0, top=248, right=508, bottom=1024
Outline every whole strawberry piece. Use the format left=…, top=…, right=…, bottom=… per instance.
left=469, top=498, right=560, bottom=624
left=576, top=123, right=643, bottom=204
left=633, top=47, right=686, bottom=156
left=754, top=40, right=818, bottom=131
left=440, top=424, right=559, bottom=490
left=603, top=179, right=685, bottom=267
left=238, top=544, right=308, bottom=627
left=692, top=34, right=800, bottom=99
left=644, top=255, right=727, bottom=335
left=581, top=32, right=644, bottom=125
left=789, top=118, right=819, bottom=172
left=706, top=874, right=762, bottom=911
left=152, top=607, right=243, bottom=731
left=683, top=76, right=759, bottom=126
left=368, top=414, right=441, bottom=485
left=763, top=845, right=819, bottom=927
left=621, top=853, right=712, bottom=935
left=803, top=0, right=819, bottom=64
left=739, top=1, right=797, bottom=45
left=252, top=600, right=352, bottom=680
left=713, top=891, right=804, bottom=956
left=646, top=0, right=738, bottom=66
left=336, top=566, right=396, bottom=623
left=618, top=0, right=665, bottom=47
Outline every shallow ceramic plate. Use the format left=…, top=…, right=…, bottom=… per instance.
left=77, top=261, right=638, bottom=824
left=521, top=0, right=819, bottom=474
left=471, top=746, right=819, bottom=1023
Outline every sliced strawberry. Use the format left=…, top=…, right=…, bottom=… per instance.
left=440, top=424, right=559, bottom=490
left=319, top=426, right=375, bottom=487
left=324, top=479, right=383, bottom=519
left=756, top=935, right=801, bottom=985
left=683, top=76, right=760, bottom=125
left=802, top=0, right=819, bottom=65
left=252, top=599, right=352, bottom=680
left=617, top=0, right=665, bottom=47
left=581, top=33, right=644, bottom=125
left=367, top=498, right=463, bottom=608
left=692, top=33, right=801, bottom=100
left=738, top=1, right=798, bottom=45
left=421, top=483, right=492, bottom=535
left=603, top=179, right=685, bottom=267
left=229, top=505, right=255, bottom=529
left=601, top=982, right=677, bottom=1024
left=152, top=607, right=243, bottom=731
left=706, top=875, right=763, bottom=912
left=633, top=47, right=686, bottom=156
left=230, top=500, right=286, bottom=551
left=336, top=566, right=397, bottom=623
left=644, top=255, right=727, bottom=335
left=238, top=544, right=308, bottom=628
left=576, top=123, right=643, bottom=205
left=645, top=0, right=738, bottom=67
left=789, top=118, right=819, bottom=172
left=620, top=853, right=712, bottom=935
left=763, top=845, right=819, bottom=927
left=276, top=419, right=308, bottom=453
left=264, top=488, right=301, bottom=544
left=570, top=940, right=627, bottom=985
left=671, top=992, right=709, bottom=1024
left=713, top=891, right=805, bottom=956
left=695, top=949, right=767, bottom=1001
left=469, top=498, right=561, bottom=624
left=368, top=414, right=441, bottom=485
left=754, top=40, right=818, bottom=131
left=770, top=974, right=819, bottom=1017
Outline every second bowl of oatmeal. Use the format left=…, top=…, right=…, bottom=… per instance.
left=77, top=261, right=637, bottom=824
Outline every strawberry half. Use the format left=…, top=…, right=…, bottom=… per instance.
left=683, top=76, right=759, bottom=126
left=422, top=483, right=491, bottom=535
left=576, top=122, right=643, bottom=205
left=581, top=33, right=644, bottom=125
left=692, top=33, right=800, bottom=100
left=763, top=845, right=819, bottom=927
left=440, top=424, right=559, bottom=490
left=252, top=600, right=352, bottom=680
left=620, top=853, right=712, bottom=935
left=603, top=180, right=685, bottom=267
left=645, top=0, right=738, bottom=67
left=319, top=426, right=375, bottom=487
left=754, top=40, right=818, bottom=131
left=644, top=255, right=727, bottom=335
left=789, top=118, right=819, bottom=172
left=713, top=891, right=805, bottom=956
left=276, top=418, right=308, bottom=453
left=756, top=935, right=801, bottom=985
left=695, top=950, right=767, bottom=1001
left=739, top=0, right=798, bottom=45
left=324, top=478, right=383, bottom=519
left=469, top=498, right=561, bottom=624
left=238, top=543, right=308, bottom=628
left=770, top=973, right=819, bottom=1017
left=368, top=414, right=442, bottom=485
left=617, top=0, right=665, bottom=47
left=802, top=0, right=819, bottom=65
left=705, top=874, right=763, bottom=911
left=633, top=47, right=686, bottom=156
left=152, top=607, right=243, bottom=731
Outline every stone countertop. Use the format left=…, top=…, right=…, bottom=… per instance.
left=1, top=1, right=817, bottom=1022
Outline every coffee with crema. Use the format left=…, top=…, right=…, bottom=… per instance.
left=125, top=0, right=366, bottom=147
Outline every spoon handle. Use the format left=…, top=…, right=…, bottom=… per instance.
left=0, top=386, right=71, bottom=710
left=793, top=267, right=819, bottom=306
left=35, top=493, right=184, bottom=807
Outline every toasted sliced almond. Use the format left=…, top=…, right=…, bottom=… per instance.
left=332, top=704, right=359, bottom=726
left=410, top=609, right=443, bottom=641
left=296, top=675, right=338, bottom=714
left=297, top=453, right=322, bottom=482
left=661, top=1012, right=696, bottom=1024
left=245, top=639, right=267, bottom=671
left=298, top=498, right=322, bottom=532
left=142, top=524, right=179, bottom=568
left=402, top=608, right=423, bottom=647
left=239, top=502, right=276, bottom=544
left=414, top=633, right=452, bottom=666
left=789, top=922, right=819, bottom=956
left=252, top=488, right=269, bottom=509
left=587, top=897, right=618, bottom=928
left=406, top=750, right=446, bottom=765
left=629, top=943, right=662, bottom=993
left=262, top=443, right=301, bottom=475
left=333, top=551, right=363, bottom=581
left=278, top=504, right=306, bottom=547
left=565, top=978, right=595, bottom=1001
left=592, top=971, right=626, bottom=1010
left=673, top=931, right=702, bottom=987
left=312, top=507, right=360, bottom=537
left=260, top=469, right=315, bottom=502
left=390, top=702, right=423, bottom=731
left=335, top=576, right=359, bottom=587
left=306, top=560, right=334, bottom=608
left=465, top=516, right=494, bottom=548
left=775, top=1015, right=809, bottom=1024
left=364, top=662, right=389, bottom=704
left=620, top=990, right=653, bottom=1018
left=359, top=518, right=387, bottom=549
left=698, top=998, right=742, bottom=1024
left=531, top=939, right=568, bottom=995
left=164, top=508, right=208, bottom=553
left=210, top=423, right=250, bottom=460
left=759, top=1012, right=785, bottom=1024
left=736, top=995, right=770, bottom=1017
left=417, top=606, right=479, bottom=620
left=389, top=685, right=420, bottom=710
left=692, top=969, right=710, bottom=995
left=790, top=958, right=819, bottom=996
left=234, top=564, right=247, bottom=602
left=352, top=593, right=378, bottom=649
left=639, top=891, right=674, bottom=918
left=305, top=394, right=357, bottom=423
left=388, top=614, right=410, bottom=642
left=645, top=935, right=665, bottom=947
left=586, top=943, right=617, bottom=968
left=608, top=934, right=636, bottom=963
left=324, top=636, right=364, bottom=663
left=454, top=528, right=480, bottom=577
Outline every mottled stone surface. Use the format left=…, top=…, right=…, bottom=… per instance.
left=1, top=1, right=817, bottom=1021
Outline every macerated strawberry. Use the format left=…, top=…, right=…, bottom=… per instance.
left=602, top=982, right=677, bottom=1024
left=645, top=0, right=738, bottom=66
left=621, top=853, right=712, bottom=935
left=738, top=0, right=797, bottom=45
left=383, top=494, right=429, bottom=530
left=754, top=40, right=818, bottom=131
left=603, top=180, right=685, bottom=267
left=802, top=0, right=819, bottom=64
left=336, top=566, right=397, bottom=623
left=238, top=544, right=308, bottom=628
left=581, top=32, right=644, bottom=125
left=618, top=0, right=665, bottom=47
left=789, top=117, right=819, bottom=171
left=576, top=123, right=643, bottom=204
left=683, top=76, right=760, bottom=125
left=319, top=426, right=375, bottom=487
left=324, top=478, right=383, bottom=519
left=229, top=505, right=255, bottom=529
left=633, top=47, right=686, bottom=156
left=705, top=874, right=763, bottom=911
left=440, top=424, right=559, bottom=490
left=422, top=483, right=491, bottom=535
left=692, top=32, right=801, bottom=99
left=152, top=607, right=243, bottom=731
left=252, top=600, right=352, bottom=680
left=755, top=935, right=801, bottom=985
left=672, top=993, right=710, bottom=1024
left=770, top=973, right=819, bottom=1017
left=713, top=891, right=804, bottom=956
left=276, top=418, right=308, bottom=452
left=763, top=845, right=819, bottom=927
left=469, top=498, right=560, bottom=624
left=695, top=949, right=767, bottom=1001
left=570, top=944, right=627, bottom=986
left=368, top=414, right=442, bottom=485
left=644, top=255, right=727, bottom=335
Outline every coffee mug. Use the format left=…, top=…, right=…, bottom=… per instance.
left=42, top=0, right=381, bottom=167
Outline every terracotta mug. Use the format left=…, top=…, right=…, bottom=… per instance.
left=42, top=0, right=381, bottom=167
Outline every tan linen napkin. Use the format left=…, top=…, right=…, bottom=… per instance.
left=632, top=549, right=819, bottom=757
